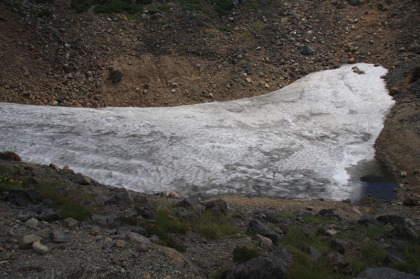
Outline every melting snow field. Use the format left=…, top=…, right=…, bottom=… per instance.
left=0, top=64, right=395, bottom=200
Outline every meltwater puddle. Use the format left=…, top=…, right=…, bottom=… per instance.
left=0, top=64, right=395, bottom=201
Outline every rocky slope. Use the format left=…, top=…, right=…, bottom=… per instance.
left=0, top=153, right=419, bottom=278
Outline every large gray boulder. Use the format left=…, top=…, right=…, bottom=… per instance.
left=354, top=267, right=420, bottom=279
left=222, top=248, right=292, bottom=279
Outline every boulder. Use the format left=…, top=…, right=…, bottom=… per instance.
left=354, top=267, right=420, bottom=279
left=303, top=246, right=322, bottom=262
left=318, top=209, right=341, bottom=220
left=7, top=188, right=41, bottom=207
left=388, top=225, right=418, bottom=238
left=177, top=196, right=201, bottom=209
left=358, top=215, right=381, bottom=226
left=205, top=199, right=228, bottom=215
left=26, top=205, right=61, bottom=221
left=126, top=232, right=151, bottom=252
left=135, top=203, right=156, bottom=219
left=91, top=214, right=120, bottom=228
left=377, top=215, right=406, bottom=226
left=222, top=248, right=292, bottom=279
left=247, top=220, right=280, bottom=243
left=2, top=151, right=22, bottom=162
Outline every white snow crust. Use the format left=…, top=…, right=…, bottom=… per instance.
left=0, top=64, right=395, bottom=200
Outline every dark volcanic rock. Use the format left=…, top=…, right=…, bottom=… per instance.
left=109, top=69, right=123, bottom=83
left=205, top=199, right=228, bottom=215
left=26, top=205, right=61, bottom=221
left=377, top=215, right=406, bottom=226
left=354, top=267, right=420, bottom=279
left=358, top=215, right=381, bottom=226
left=135, top=203, right=156, bottom=219
left=222, top=248, right=292, bottom=279
left=247, top=220, right=280, bottom=243
left=318, top=209, right=341, bottom=220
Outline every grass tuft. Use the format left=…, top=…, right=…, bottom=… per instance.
left=196, top=210, right=239, bottom=239
left=155, top=208, right=192, bottom=234
left=233, top=245, right=260, bottom=263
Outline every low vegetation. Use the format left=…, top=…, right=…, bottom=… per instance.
left=232, top=245, right=260, bottom=263
left=69, top=0, right=235, bottom=17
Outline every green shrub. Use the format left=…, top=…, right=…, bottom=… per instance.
left=71, top=0, right=97, bottom=13
left=196, top=210, right=239, bottom=239
left=93, top=0, right=143, bottom=14
left=281, top=226, right=331, bottom=254
left=37, top=9, right=52, bottom=18
left=35, top=178, right=95, bottom=220
left=214, top=0, right=233, bottom=16
left=285, top=246, right=333, bottom=279
left=156, top=208, right=192, bottom=234
left=233, top=245, right=260, bottom=263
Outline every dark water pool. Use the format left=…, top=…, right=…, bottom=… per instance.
left=349, top=159, right=397, bottom=202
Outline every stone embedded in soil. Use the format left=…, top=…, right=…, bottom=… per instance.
left=24, top=218, right=39, bottom=229
left=223, top=248, right=292, bottom=279
left=247, top=220, right=280, bottom=243
left=32, top=241, right=49, bottom=254
left=21, top=234, right=42, bottom=249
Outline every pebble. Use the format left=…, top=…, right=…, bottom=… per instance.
left=32, top=241, right=49, bottom=254
left=24, top=218, right=39, bottom=229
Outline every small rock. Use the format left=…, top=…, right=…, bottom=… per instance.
left=17, top=213, right=31, bottom=222
left=109, top=69, right=123, bottom=83
left=330, top=238, right=346, bottom=254
left=63, top=217, right=78, bottom=229
left=255, top=234, right=273, bottom=250
left=403, top=198, right=418, bottom=206
left=245, top=77, right=252, bottom=83
left=301, top=45, right=316, bottom=55
left=115, top=239, right=127, bottom=248
left=149, top=235, right=159, bottom=244
left=21, top=234, right=42, bottom=249
left=126, top=232, right=151, bottom=252
left=326, top=252, right=348, bottom=268
left=355, top=267, right=419, bottom=279
left=50, top=230, right=67, bottom=243
left=24, top=218, right=39, bottom=229
left=303, top=246, right=321, bottom=262
left=32, top=241, right=48, bottom=254
left=159, top=191, right=180, bottom=199
left=90, top=226, right=100, bottom=236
